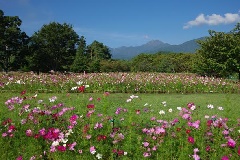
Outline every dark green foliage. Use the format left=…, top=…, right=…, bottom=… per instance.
left=130, top=52, right=196, bottom=73
left=86, top=40, right=112, bottom=72
left=87, top=40, right=112, bottom=60
left=196, top=24, right=240, bottom=79
left=100, top=59, right=131, bottom=72
left=131, top=53, right=154, bottom=72
left=0, top=10, right=29, bottom=72
left=29, top=22, right=79, bottom=72
left=70, top=36, right=88, bottom=72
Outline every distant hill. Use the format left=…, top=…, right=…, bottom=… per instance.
left=110, top=37, right=206, bottom=60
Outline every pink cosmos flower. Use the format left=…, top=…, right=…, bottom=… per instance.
left=152, top=146, right=157, bottom=151
left=69, top=142, right=77, bottom=150
left=94, top=122, right=103, bottom=129
left=222, top=129, right=229, bottom=136
left=155, top=127, right=165, bottom=134
left=90, top=146, right=96, bottom=154
left=192, top=154, right=200, bottom=160
left=182, top=114, right=191, bottom=120
left=221, top=156, right=229, bottom=160
left=150, top=117, right=156, bottom=121
left=26, top=129, right=33, bottom=137
left=57, top=145, right=66, bottom=152
left=227, top=138, right=236, bottom=148
left=143, top=152, right=151, bottom=157
left=39, top=128, right=46, bottom=136
left=188, top=136, right=195, bottom=144
left=143, top=142, right=149, bottom=147
left=86, top=134, right=92, bottom=139
left=16, top=156, right=23, bottom=160
left=206, top=146, right=211, bottom=152
left=2, top=133, right=7, bottom=137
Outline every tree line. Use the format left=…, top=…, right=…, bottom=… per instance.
left=0, top=10, right=239, bottom=80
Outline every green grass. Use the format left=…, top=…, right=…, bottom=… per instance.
left=1, top=92, right=239, bottom=122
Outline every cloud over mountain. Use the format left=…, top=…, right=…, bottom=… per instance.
left=183, top=11, right=240, bottom=29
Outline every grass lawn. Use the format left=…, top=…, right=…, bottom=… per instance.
left=1, top=92, right=239, bottom=124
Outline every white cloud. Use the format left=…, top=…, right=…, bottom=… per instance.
left=183, top=12, right=240, bottom=29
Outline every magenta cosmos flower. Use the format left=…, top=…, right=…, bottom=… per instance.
left=188, top=136, right=195, bottom=144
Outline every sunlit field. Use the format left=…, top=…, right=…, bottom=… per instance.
left=0, top=72, right=240, bottom=160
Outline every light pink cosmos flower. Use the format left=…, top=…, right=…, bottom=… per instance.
left=94, top=122, right=103, bottom=129
left=49, top=96, right=57, bottom=102
left=143, top=142, right=149, bottom=147
left=90, top=146, right=96, bottom=154
left=152, top=146, right=157, bottom=151
left=143, top=152, right=151, bottom=157
left=2, top=133, right=7, bottom=137
left=155, top=127, right=165, bottom=134
left=86, top=134, right=92, bottom=139
left=222, top=129, right=229, bottom=136
left=69, top=142, right=77, bottom=150
left=16, top=156, right=23, bottom=160
left=182, top=114, right=191, bottom=120
left=26, top=129, right=32, bottom=137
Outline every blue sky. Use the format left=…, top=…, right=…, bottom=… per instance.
left=1, top=0, right=240, bottom=48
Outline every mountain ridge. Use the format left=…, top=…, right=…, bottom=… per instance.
left=110, top=37, right=206, bottom=60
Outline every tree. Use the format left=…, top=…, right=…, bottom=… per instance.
left=196, top=23, right=240, bottom=80
left=87, top=40, right=111, bottom=60
left=230, top=23, right=240, bottom=80
left=70, top=36, right=88, bottom=72
left=86, top=40, right=111, bottom=72
left=131, top=53, right=154, bottom=72
left=29, top=22, right=79, bottom=72
left=0, top=10, right=29, bottom=72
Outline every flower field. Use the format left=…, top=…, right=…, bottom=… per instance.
left=0, top=72, right=240, bottom=160
left=0, top=72, right=239, bottom=94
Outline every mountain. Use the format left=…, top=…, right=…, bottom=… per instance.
left=110, top=40, right=170, bottom=60
left=110, top=37, right=206, bottom=60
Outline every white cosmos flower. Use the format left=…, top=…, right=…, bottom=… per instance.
left=190, top=105, right=196, bottom=110
left=52, top=141, right=59, bottom=147
left=71, top=86, right=77, bottom=90
left=84, top=85, right=90, bottom=88
left=126, top=99, right=132, bottom=102
left=76, top=81, right=83, bottom=85
left=207, top=104, right=214, bottom=109
left=96, top=153, right=102, bottom=159
left=218, top=106, right=224, bottom=110
left=159, top=110, right=165, bottom=115
left=60, top=138, right=68, bottom=143
left=168, top=108, right=173, bottom=112
left=130, top=95, right=138, bottom=99
left=177, top=107, right=182, bottom=110
left=162, top=101, right=167, bottom=106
